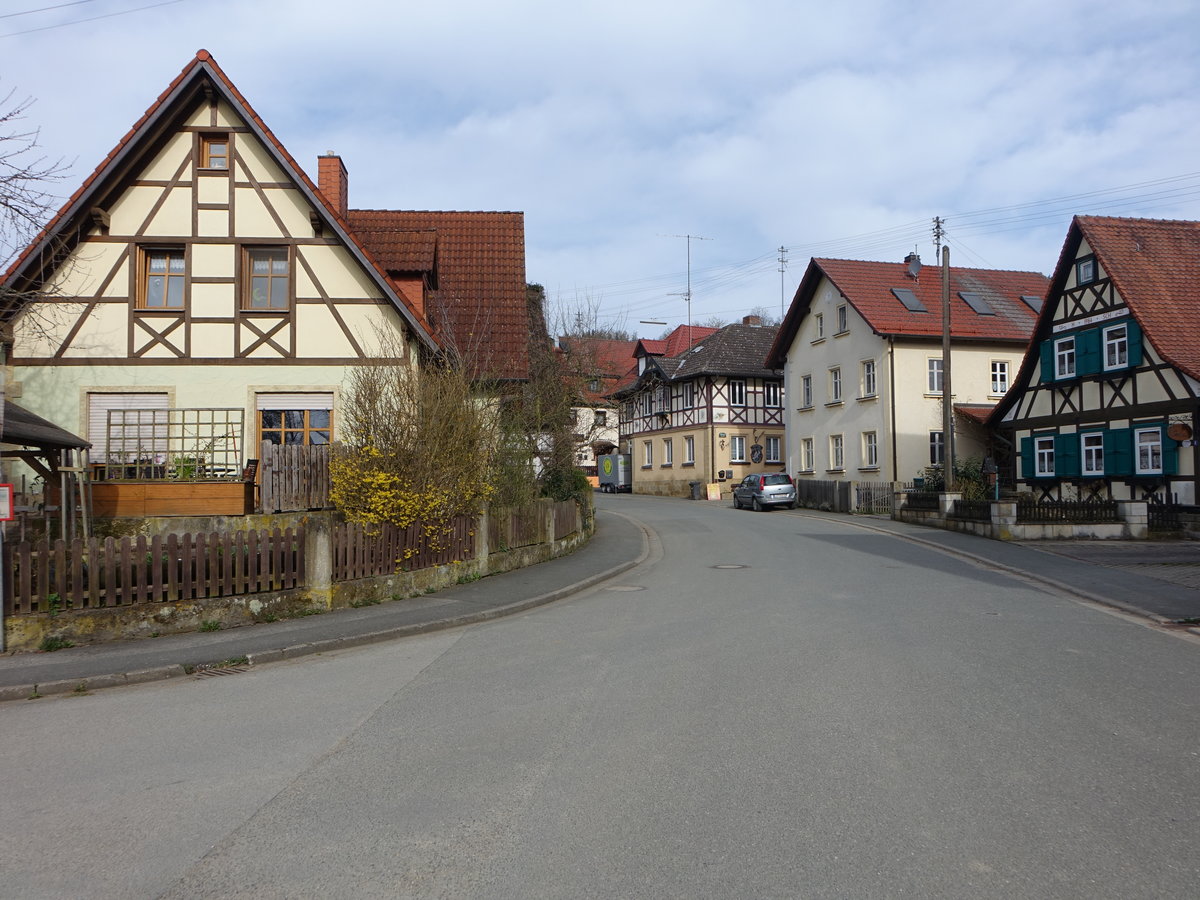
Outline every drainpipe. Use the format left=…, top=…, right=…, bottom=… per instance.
left=888, top=336, right=898, bottom=481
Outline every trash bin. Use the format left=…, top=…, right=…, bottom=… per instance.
left=689, top=481, right=703, bottom=500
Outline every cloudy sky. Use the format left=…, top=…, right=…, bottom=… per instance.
left=3, top=0, right=1198, bottom=336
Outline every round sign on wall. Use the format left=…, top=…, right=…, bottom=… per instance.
left=750, top=444, right=763, bottom=464
left=1167, top=422, right=1192, bottom=442
left=601, top=457, right=614, bottom=475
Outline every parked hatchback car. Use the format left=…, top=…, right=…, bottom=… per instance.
left=732, top=472, right=796, bottom=511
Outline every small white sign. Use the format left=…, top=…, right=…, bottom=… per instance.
left=0, top=485, right=12, bottom=522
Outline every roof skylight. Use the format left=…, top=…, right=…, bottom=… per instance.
left=891, top=287, right=927, bottom=312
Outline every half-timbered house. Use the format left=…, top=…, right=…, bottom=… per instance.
left=765, top=256, right=1047, bottom=484
left=990, top=216, right=1199, bottom=504
left=614, top=320, right=784, bottom=497
left=2, top=51, right=529, bottom=514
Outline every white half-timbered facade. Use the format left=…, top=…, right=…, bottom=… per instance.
left=615, top=321, right=785, bottom=497
left=3, top=51, right=444, bottom=486
left=992, top=216, right=1200, bottom=504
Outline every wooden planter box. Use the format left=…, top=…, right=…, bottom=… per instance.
left=91, top=481, right=254, bottom=518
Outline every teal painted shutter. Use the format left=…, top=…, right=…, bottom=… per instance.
left=1056, top=433, right=1080, bottom=477
left=1126, top=318, right=1144, bottom=367
left=1105, top=428, right=1133, bottom=476
left=1077, top=328, right=1101, bottom=376
left=1020, top=436, right=1034, bottom=479
left=1038, top=341, right=1055, bottom=383
left=1163, top=425, right=1179, bottom=475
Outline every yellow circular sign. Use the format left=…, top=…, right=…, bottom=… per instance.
left=602, top=457, right=614, bottom=475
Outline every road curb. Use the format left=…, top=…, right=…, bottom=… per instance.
left=0, top=516, right=653, bottom=704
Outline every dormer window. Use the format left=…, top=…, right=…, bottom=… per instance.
left=200, top=134, right=229, bottom=170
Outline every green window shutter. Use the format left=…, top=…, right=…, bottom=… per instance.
left=1105, top=428, right=1133, bottom=476
left=1077, top=328, right=1101, bottom=376
left=1020, top=436, right=1034, bottom=479
left=1126, top=318, right=1144, bottom=367
left=1056, top=433, right=1080, bottom=477
left=1162, top=425, right=1180, bottom=476
left=1038, top=341, right=1055, bottom=383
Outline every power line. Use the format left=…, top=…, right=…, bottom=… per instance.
left=0, top=0, right=183, bottom=37
left=0, top=1, right=92, bottom=20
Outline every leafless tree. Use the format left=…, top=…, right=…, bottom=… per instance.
left=0, top=88, right=68, bottom=269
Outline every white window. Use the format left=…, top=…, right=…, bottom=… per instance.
left=643, top=440, right=653, bottom=467
left=802, top=437, right=814, bottom=472
left=682, top=381, right=696, bottom=409
left=927, top=358, right=943, bottom=394
left=991, top=361, right=1009, bottom=395
left=1076, top=256, right=1096, bottom=285
left=87, top=392, right=170, bottom=463
left=836, top=304, right=848, bottom=334
left=800, top=374, right=813, bottom=408
left=930, top=431, right=945, bottom=466
left=1035, top=435, right=1055, bottom=476
left=1135, top=427, right=1162, bottom=474
left=764, top=382, right=781, bottom=407
left=814, top=313, right=824, bottom=339
left=684, top=436, right=695, bottom=464
left=829, top=434, right=844, bottom=470
left=1081, top=433, right=1104, bottom=476
left=829, top=367, right=842, bottom=403
left=730, top=435, right=746, bottom=462
left=861, top=360, right=876, bottom=398
left=1055, top=337, right=1076, bottom=379
left=766, top=436, right=781, bottom=463
left=863, top=431, right=878, bottom=468
left=645, top=391, right=654, bottom=416
left=663, top=438, right=673, bottom=465
left=729, top=379, right=746, bottom=406
left=1104, top=324, right=1128, bottom=370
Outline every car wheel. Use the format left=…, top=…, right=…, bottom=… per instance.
left=733, top=494, right=741, bottom=509
left=787, top=501, right=797, bottom=510
left=752, top=497, right=763, bottom=512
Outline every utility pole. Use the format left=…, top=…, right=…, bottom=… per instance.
left=777, top=246, right=789, bottom=319
left=941, top=244, right=954, bottom=490
left=932, top=216, right=945, bottom=261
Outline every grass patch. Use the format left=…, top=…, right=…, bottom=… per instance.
left=199, top=620, right=222, bottom=632
left=39, top=636, right=74, bottom=652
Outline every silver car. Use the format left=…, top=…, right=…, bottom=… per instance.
left=732, top=472, right=796, bottom=511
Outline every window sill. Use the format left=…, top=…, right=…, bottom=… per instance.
left=641, top=465, right=653, bottom=470
left=766, top=460, right=782, bottom=466
left=811, top=337, right=825, bottom=345
left=730, top=461, right=749, bottom=466
left=660, top=464, right=673, bottom=468
left=825, top=400, right=844, bottom=407
left=682, top=462, right=695, bottom=468
left=834, top=330, right=849, bottom=338
left=857, top=394, right=877, bottom=402
left=797, top=405, right=814, bottom=412
left=858, top=466, right=880, bottom=472
left=826, top=468, right=845, bottom=474
left=797, top=469, right=814, bottom=476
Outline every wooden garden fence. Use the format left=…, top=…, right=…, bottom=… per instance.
left=2, top=527, right=305, bottom=616
left=259, top=442, right=333, bottom=513
left=332, top=517, right=476, bottom=582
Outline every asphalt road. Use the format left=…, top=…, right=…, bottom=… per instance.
left=3, top=494, right=1198, bottom=899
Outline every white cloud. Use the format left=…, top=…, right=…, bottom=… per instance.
left=2, top=0, right=1198, bottom=331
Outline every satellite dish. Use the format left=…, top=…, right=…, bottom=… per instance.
left=906, top=251, right=922, bottom=279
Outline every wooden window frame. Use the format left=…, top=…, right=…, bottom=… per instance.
left=1103, top=323, right=1128, bottom=371
left=800, top=374, right=813, bottom=409
left=991, top=360, right=1009, bottom=395
left=1055, top=336, right=1076, bottom=379
left=765, top=435, right=781, bottom=463
left=764, top=381, right=781, bottom=408
left=200, top=134, right=230, bottom=171
left=829, top=434, right=844, bottom=471
left=730, top=435, right=747, bottom=463
left=257, top=408, right=333, bottom=448
left=1134, top=427, right=1163, bottom=475
left=861, top=360, right=877, bottom=398
left=1034, top=435, right=1055, bottom=476
left=729, top=379, right=747, bottom=407
left=242, top=246, right=292, bottom=311
left=927, top=358, right=943, bottom=394
left=1081, top=432, right=1105, bottom=476
left=137, top=246, right=186, bottom=310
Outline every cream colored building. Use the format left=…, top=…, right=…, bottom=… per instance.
left=3, top=51, right=530, bottom=505
left=765, top=256, right=1048, bottom=484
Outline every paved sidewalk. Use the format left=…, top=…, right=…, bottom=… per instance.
left=0, top=508, right=649, bottom=701
left=810, top=510, right=1200, bottom=623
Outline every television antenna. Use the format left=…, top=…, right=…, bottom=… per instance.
left=660, top=233, right=712, bottom=336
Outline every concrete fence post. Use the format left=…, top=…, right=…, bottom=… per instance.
left=305, top=510, right=334, bottom=609
left=1116, top=500, right=1149, bottom=539
left=476, top=507, right=490, bottom=570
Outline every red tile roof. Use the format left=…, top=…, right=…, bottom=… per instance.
left=636, top=324, right=718, bottom=359
left=1073, top=216, right=1200, bottom=381
left=954, top=403, right=996, bottom=425
left=767, top=258, right=1048, bottom=367
left=349, top=210, right=528, bottom=381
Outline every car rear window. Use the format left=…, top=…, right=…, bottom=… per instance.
left=762, top=474, right=791, bottom=485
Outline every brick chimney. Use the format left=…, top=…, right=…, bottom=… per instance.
left=317, top=152, right=348, bottom=218
left=742, top=314, right=763, bottom=326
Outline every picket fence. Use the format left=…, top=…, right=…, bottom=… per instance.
left=3, top=527, right=305, bottom=616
